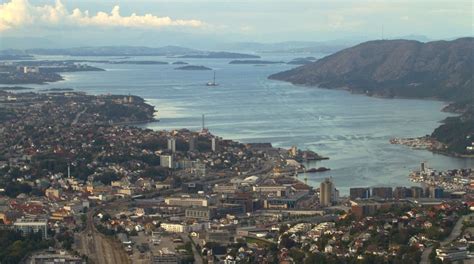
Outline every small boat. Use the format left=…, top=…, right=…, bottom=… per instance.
left=206, top=71, right=219, bottom=86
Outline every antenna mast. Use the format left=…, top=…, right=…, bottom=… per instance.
left=202, top=114, right=205, bottom=130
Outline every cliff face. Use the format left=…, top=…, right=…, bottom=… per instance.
left=269, top=38, right=473, bottom=101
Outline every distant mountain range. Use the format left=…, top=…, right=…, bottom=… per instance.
left=270, top=37, right=473, bottom=101
left=24, top=46, right=201, bottom=56
left=270, top=37, right=474, bottom=156
left=16, top=46, right=259, bottom=58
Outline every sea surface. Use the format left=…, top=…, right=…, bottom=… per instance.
left=7, top=53, right=474, bottom=194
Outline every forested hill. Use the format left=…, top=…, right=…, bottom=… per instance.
left=269, top=37, right=473, bottom=101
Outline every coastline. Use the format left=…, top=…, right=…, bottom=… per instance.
left=274, top=80, right=470, bottom=158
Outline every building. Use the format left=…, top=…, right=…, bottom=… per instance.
left=160, top=155, right=174, bottom=168
left=411, top=186, right=424, bottom=198
left=372, top=187, right=393, bottom=199
left=430, top=187, right=444, bottom=199
left=211, top=137, right=220, bottom=152
left=14, top=218, right=48, bottom=239
left=21, top=66, right=39, bottom=74
left=181, top=182, right=204, bottom=193
left=152, top=254, right=179, bottom=264
left=436, top=247, right=468, bottom=262
left=289, top=146, right=298, bottom=157
left=350, top=200, right=390, bottom=219
left=185, top=207, right=215, bottom=220
left=206, top=230, right=232, bottom=244
left=160, top=223, right=187, bottom=233
left=165, top=196, right=209, bottom=207
left=393, top=187, right=411, bottom=199
left=215, top=203, right=246, bottom=217
left=264, top=192, right=308, bottom=209
left=167, top=138, right=176, bottom=153
left=320, top=178, right=334, bottom=207
left=349, top=187, right=370, bottom=199
left=192, top=162, right=206, bottom=177
left=213, top=184, right=239, bottom=194
left=45, top=188, right=61, bottom=199
left=189, top=135, right=197, bottom=152
left=253, top=185, right=289, bottom=197
left=29, top=253, right=85, bottom=264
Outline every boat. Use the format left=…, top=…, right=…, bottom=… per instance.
left=206, top=71, right=219, bottom=86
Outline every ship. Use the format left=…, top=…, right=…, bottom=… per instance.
left=206, top=71, right=219, bottom=86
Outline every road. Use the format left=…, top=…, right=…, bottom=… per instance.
left=72, top=107, right=87, bottom=125
left=419, top=213, right=473, bottom=264
left=181, top=234, right=203, bottom=264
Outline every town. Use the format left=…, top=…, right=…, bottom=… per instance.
left=0, top=91, right=473, bottom=264
left=0, top=60, right=104, bottom=84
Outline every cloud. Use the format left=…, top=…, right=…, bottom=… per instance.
left=0, top=0, right=204, bottom=32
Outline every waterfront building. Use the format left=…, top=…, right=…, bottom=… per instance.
left=349, top=187, right=370, bottom=199
left=320, top=177, right=334, bottom=207
left=14, top=218, right=48, bottom=239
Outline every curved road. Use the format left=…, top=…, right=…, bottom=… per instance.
left=420, top=213, right=473, bottom=264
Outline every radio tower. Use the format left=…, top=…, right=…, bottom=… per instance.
left=200, top=114, right=209, bottom=135
left=202, top=114, right=205, bottom=131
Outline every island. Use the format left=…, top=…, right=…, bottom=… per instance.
left=269, top=37, right=474, bottom=156
left=109, top=60, right=168, bottom=65
left=179, top=51, right=260, bottom=59
left=175, top=65, right=212, bottom=71
left=229, top=60, right=284, bottom=64
left=172, top=61, right=189, bottom=65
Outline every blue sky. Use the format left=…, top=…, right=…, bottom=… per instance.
left=0, top=0, right=472, bottom=47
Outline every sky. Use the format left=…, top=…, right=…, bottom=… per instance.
left=0, top=0, right=472, bottom=48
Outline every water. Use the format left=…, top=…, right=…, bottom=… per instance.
left=7, top=53, right=473, bottom=194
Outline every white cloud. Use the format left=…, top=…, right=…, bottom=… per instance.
left=0, top=0, right=204, bottom=32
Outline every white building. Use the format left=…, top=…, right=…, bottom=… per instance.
left=160, top=155, right=174, bottom=168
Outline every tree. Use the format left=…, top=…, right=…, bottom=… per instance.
left=289, top=248, right=305, bottom=263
